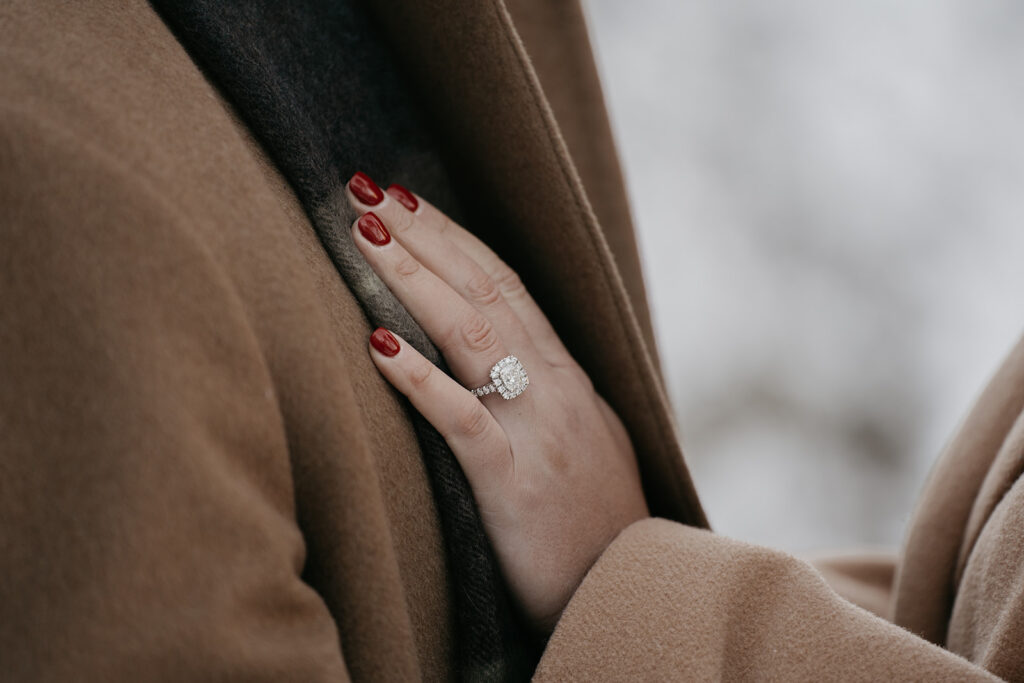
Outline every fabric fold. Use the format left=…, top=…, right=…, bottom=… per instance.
left=148, top=1, right=530, bottom=679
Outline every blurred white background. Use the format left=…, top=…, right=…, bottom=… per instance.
left=584, top=0, right=1024, bottom=552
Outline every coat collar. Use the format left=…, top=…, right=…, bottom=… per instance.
left=368, top=0, right=707, bottom=526
left=894, top=335, right=1024, bottom=642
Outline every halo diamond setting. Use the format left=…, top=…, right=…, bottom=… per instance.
left=470, top=355, right=529, bottom=400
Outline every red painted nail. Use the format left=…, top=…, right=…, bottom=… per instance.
left=370, top=327, right=400, bottom=357
left=387, top=184, right=419, bottom=212
left=349, top=171, right=384, bottom=206
left=357, top=212, right=391, bottom=246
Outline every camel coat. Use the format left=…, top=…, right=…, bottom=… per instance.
left=0, top=0, right=1021, bottom=680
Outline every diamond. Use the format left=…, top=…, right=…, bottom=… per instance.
left=491, top=355, right=529, bottom=400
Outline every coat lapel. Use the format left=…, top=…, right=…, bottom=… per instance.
left=954, top=396, right=1024, bottom=585
left=894, top=335, right=1024, bottom=642
left=367, top=0, right=707, bottom=526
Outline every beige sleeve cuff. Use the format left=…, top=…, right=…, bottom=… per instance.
left=535, top=518, right=995, bottom=681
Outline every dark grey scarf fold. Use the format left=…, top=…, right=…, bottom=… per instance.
left=148, top=1, right=534, bottom=679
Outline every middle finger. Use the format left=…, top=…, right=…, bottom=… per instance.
left=352, top=194, right=541, bottom=367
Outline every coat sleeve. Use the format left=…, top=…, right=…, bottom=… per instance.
left=0, top=109, right=349, bottom=680
left=535, top=519, right=998, bottom=681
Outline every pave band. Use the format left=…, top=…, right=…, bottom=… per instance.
left=469, top=355, right=529, bottom=400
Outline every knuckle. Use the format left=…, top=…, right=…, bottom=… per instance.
left=457, top=313, right=501, bottom=354
left=393, top=254, right=421, bottom=278
left=391, top=209, right=415, bottom=234
left=407, top=361, right=434, bottom=389
left=494, top=266, right=527, bottom=300
left=453, top=401, right=492, bottom=440
left=464, top=270, right=502, bottom=307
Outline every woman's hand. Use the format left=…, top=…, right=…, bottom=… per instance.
left=347, top=173, right=650, bottom=632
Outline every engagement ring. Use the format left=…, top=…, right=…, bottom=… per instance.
left=469, top=355, right=529, bottom=400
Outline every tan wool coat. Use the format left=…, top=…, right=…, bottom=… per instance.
left=1, top=0, right=1022, bottom=680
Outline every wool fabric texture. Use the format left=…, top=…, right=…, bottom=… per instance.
left=10, top=1, right=1024, bottom=680
left=149, top=1, right=528, bottom=680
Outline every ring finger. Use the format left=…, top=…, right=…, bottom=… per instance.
left=351, top=211, right=538, bottom=403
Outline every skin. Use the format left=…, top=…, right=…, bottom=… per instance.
left=347, top=180, right=650, bottom=633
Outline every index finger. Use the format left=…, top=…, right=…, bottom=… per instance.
left=386, top=186, right=577, bottom=371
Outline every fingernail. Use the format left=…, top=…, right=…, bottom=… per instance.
left=357, top=212, right=391, bottom=246
left=349, top=171, right=384, bottom=206
left=370, top=327, right=400, bottom=356
left=387, top=184, right=419, bottom=212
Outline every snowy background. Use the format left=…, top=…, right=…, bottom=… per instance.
left=584, top=0, right=1024, bottom=552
